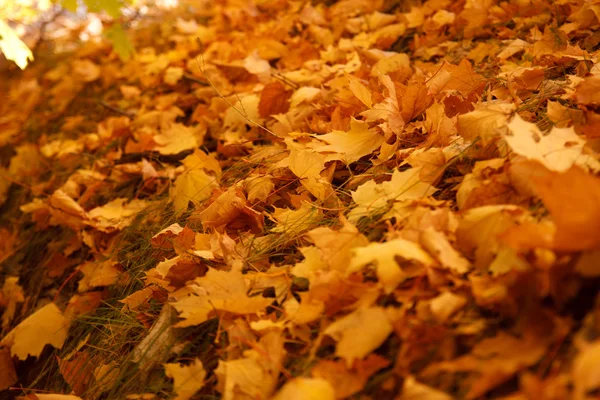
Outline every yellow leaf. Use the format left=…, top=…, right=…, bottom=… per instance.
left=371, top=53, right=411, bottom=77
left=164, top=67, right=184, bottom=85
left=155, top=123, right=205, bottom=155
left=272, top=378, right=335, bottom=400
left=78, top=260, right=123, bottom=292
left=311, top=118, right=384, bottom=164
left=1, top=303, right=68, bottom=360
left=457, top=103, right=513, bottom=145
left=182, top=149, right=222, bottom=176
left=398, top=376, right=452, bottom=400
left=171, top=268, right=273, bottom=327
left=289, top=87, right=321, bottom=108
left=0, top=168, right=10, bottom=207
left=324, top=307, right=393, bottom=367
left=171, top=169, right=218, bottom=214
left=196, top=188, right=247, bottom=231
left=215, top=332, right=285, bottom=400
left=349, top=238, right=435, bottom=293
left=0, top=277, right=24, bottom=330
left=420, top=228, right=471, bottom=274
left=244, top=175, right=274, bottom=202
left=164, top=359, right=206, bottom=400
left=348, top=75, right=372, bottom=108
left=87, top=198, right=147, bottom=232
left=0, top=20, right=33, bottom=69
left=72, top=59, right=100, bottom=82
left=291, top=246, right=328, bottom=278
left=306, top=216, right=369, bottom=274
left=19, top=395, right=83, bottom=400
left=348, top=167, right=436, bottom=223
left=272, top=202, right=322, bottom=237
left=429, top=292, right=467, bottom=323
left=285, top=139, right=326, bottom=179
left=504, top=114, right=599, bottom=172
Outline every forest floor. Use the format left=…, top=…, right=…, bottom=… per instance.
left=2, top=0, right=600, bottom=399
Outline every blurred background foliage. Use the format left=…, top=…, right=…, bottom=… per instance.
left=0, top=0, right=190, bottom=70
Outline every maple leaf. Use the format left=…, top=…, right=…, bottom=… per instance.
left=420, top=228, right=471, bottom=275
left=574, top=75, right=600, bottom=105
left=72, top=59, right=100, bottom=82
left=457, top=205, right=527, bottom=268
left=164, top=359, right=206, bottom=400
left=259, top=81, right=291, bottom=118
left=58, top=351, right=94, bottom=394
left=349, top=238, right=435, bottom=293
left=324, top=307, right=393, bottom=367
left=423, top=331, right=548, bottom=399
left=1, top=303, right=68, bottom=360
left=398, top=376, right=452, bottom=400
left=361, top=75, right=404, bottom=135
left=311, top=354, right=390, bottom=398
left=215, top=332, right=285, bottom=400
left=271, top=202, right=322, bottom=237
left=504, top=114, right=599, bottom=172
left=243, top=174, right=274, bottom=202
left=457, top=102, right=513, bottom=144
left=77, top=260, right=124, bottom=292
left=272, top=378, right=335, bottom=400
left=504, top=164, right=600, bottom=251
left=347, top=75, right=373, bottom=108
left=0, top=277, right=24, bottom=330
left=17, top=395, right=83, bottom=400
left=194, top=187, right=263, bottom=233
left=171, top=169, right=218, bottom=214
left=306, top=216, right=369, bottom=274
left=0, top=20, right=33, bottom=69
left=87, top=198, right=148, bottom=232
left=170, top=267, right=273, bottom=327
left=310, top=118, right=384, bottom=164
left=573, top=341, right=600, bottom=400
left=104, top=24, right=134, bottom=61
left=429, top=291, right=467, bottom=323
left=154, top=123, right=205, bottom=155
left=0, top=347, right=17, bottom=390
left=0, top=168, right=10, bottom=207
left=348, top=167, right=436, bottom=223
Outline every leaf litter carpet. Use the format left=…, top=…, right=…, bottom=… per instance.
left=2, top=0, right=600, bottom=399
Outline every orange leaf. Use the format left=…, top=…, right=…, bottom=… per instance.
left=259, top=81, right=291, bottom=118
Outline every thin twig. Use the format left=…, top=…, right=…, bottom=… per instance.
left=182, top=73, right=209, bottom=86
left=99, top=100, right=136, bottom=117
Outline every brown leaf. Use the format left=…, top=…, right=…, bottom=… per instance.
left=259, top=81, right=291, bottom=118
left=0, top=347, right=17, bottom=390
left=58, top=351, right=94, bottom=394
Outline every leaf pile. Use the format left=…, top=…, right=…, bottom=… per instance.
left=2, top=0, right=600, bottom=399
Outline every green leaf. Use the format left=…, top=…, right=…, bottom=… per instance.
left=60, top=0, right=78, bottom=13
left=104, top=24, right=134, bottom=61
left=83, top=0, right=123, bottom=18
left=0, top=20, right=33, bottom=69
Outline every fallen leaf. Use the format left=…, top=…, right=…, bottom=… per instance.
left=310, top=118, right=384, bottom=164
left=164, top=359, right=206, bottom=400
left=0, top=347, right=17, bottom=390
left=215, top=332, right=285, bottom=400
left=349, top=238, right=435, bottom=293
left=171, top=267, right=273, bottom=327
left=348, top=167, right=436, bottom=223
left=1, top=303, right=68, bottom=360
left=0, top=277, right=24, bottom=330
left=272, top=377, right=335, bottom=400
left=504, top=114, right=599, bottom=172
left=324, top=307, right=393, bottom=367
